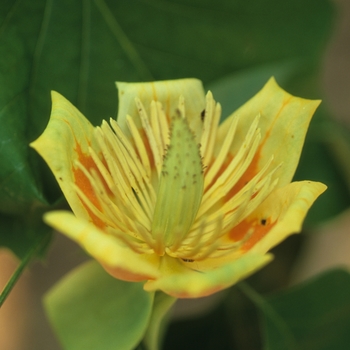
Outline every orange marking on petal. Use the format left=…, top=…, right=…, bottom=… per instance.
left=102, top=263, right=153, bottom=282
left=224, top=122, right=274, bottom=200
left=226, top=146, right=261, bottom=200
left=204, top=154, right=232, bottom=194
left=85, top=206, right=106, bottom=229
left=73, top=143, right=107, bottom=228
left=228, top=217, right=276, bottom=251
left=259, top=96, right=292, bottom=147
left=229, top=95, right=292, bottom=197
left=73, top=144, right=101, bottom=208
left=205, top=145, right=262, bottom=198
left=204, top=142, right=263, bottom=199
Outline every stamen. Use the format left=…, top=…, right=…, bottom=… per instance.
left=204, top=114, right=239, bottom=187
left=169, top=113, right=281, bottom=262
left=156, top=101, right=170, bottom=151
left=133, top=221, right=157, bottom=248
left=218, top=156, right=274, bottom=214
left=246, top=181, right=277, bottom=215
left=176, top=217, right=224, bottom=261
left=219, top=160, right=280, bottom=231
left=199, top=116, right=261, bottom=216
left=107, top=227, right=154, bottom=254
left=94, top=126, right=151, bottom=228
left=166, top=220, right=206, bottom=258
left=109, top=118, right=156, bottom=203
left=72, top=162, right=113, bottom=227
left=100, top=197, right=145, bottom=240
left=126, top=115, right=152, bottom=177
left=196, top=158, right=275, bottom=242
left=193, top=216, right=224, bottom=249
left=74, top=145, right=161, bottom=251
left=150, top=101, right=164, bottom=159
left=201, top=92, right=221, bottom=166
left=204, top=103, right=221, bottom=167
left=73, top=159, right=149, bottom=242
left=200, top=92, right=214, bottom=158
left=135, top=98, right=163, bottom=175
left=88, top=146, right=115, bottom=192
left=102, top=121, right=154, bottom=219
left=68, top=91, right=284, bottom=265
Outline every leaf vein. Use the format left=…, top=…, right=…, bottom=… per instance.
left=0, top=0, right=22, bottom=37
left=93, top=0, right=153, bottom=80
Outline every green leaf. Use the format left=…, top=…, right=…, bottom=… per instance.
left=0, top=0, right=335, bottom=198
left=243, top=269, right=350, bottom=350
left=294, top=115, right=350, bottom=225
left=0, top=31, right=48, bottom=214
left=143, top=292, right=177, bottom=350
left=0, top=208, right=52, bottom=259
left=323, top=122, right=350, bottom=191
left=0, top=0, right=335, bottom=256
left=44, top=261, right=154, bottom=350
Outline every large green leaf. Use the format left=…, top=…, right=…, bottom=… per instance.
left=0, top=0, right=335, bottom=292
left=0, top=210, right=51, bottom=258
left=0, top=0, right=335, bottom=208
left=258, top=269, right=350, bottom=350
left=0, top=2, right=48, bottom=215
left=294, top=115, right=350, bottom=224
left=44, top=260, right=154, bottom=350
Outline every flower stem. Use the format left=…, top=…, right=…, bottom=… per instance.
left=0, top=234, right=50, bottom=308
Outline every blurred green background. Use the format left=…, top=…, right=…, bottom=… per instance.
left=1, top=0, right=350, bottom=349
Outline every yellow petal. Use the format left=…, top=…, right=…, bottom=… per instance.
left=216, top=78, right=320, bottom=188
left=228, top=181, right=327, bottom=255
left=44, top=211, right=160, bottom=281
left=144, top=253, right=272, bottom=298
left=30, top=92, right=99, bottom=221
left=116, top=79, right=206, bottom=138
left=31, top=78, right=328, bottom=301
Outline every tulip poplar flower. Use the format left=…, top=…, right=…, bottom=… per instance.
left=31, top=78, right=326, bottom=298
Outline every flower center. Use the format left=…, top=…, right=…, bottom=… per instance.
left=151, top=111, right=204, bottom=255
left=70, top=93, right=280, bottom=263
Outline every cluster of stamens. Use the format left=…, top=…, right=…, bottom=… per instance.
left=73, top=92, right=279, bottom=261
